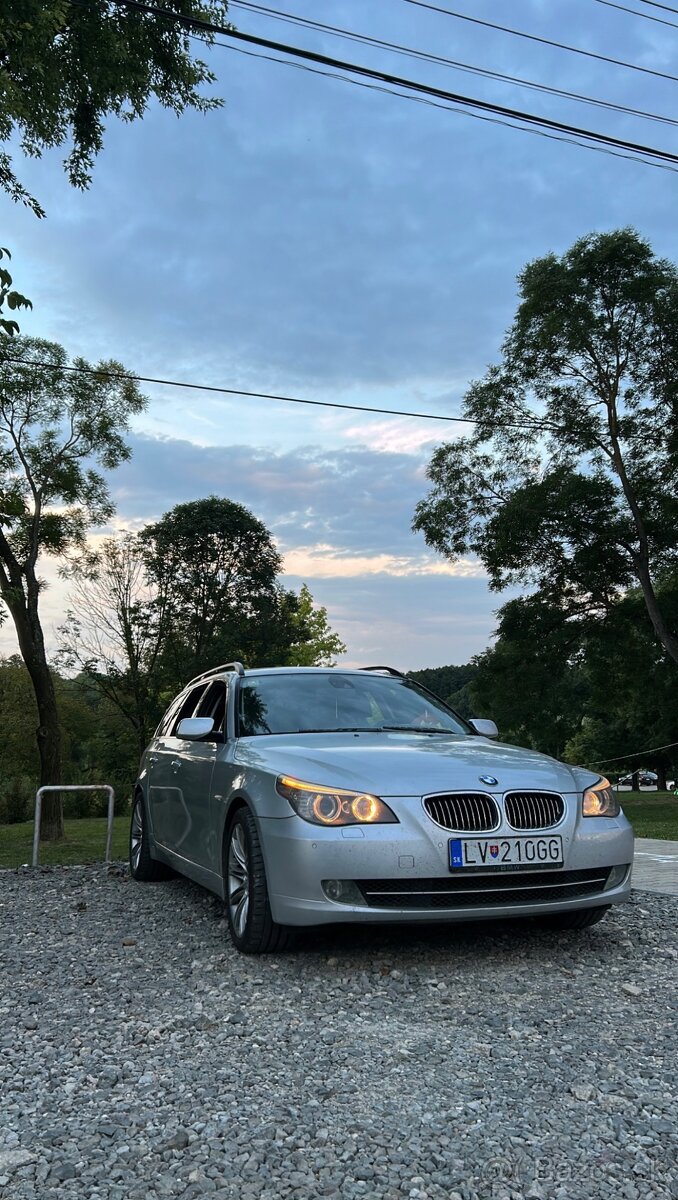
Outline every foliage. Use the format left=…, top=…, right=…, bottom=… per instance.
left=0, top=0, right=231, bottom=216
left=0, top=248, right=31, bottom=336
left=0, top=654, right=138, bottom=822
left=470, top=596, right=588, bottom=760
left=139, top=495, right=284, bottom=681
left=414, top=229, right=678, bottom=665
left=561, top=577, right=678, bottom=784
left=406, top=663, right=478, bottom=718
left=59, top=533, right=166, bottom=753
left=469, top=577, right=678, bottom=780
left=0, top=336, right=146, bottom=834
left=59, top=497, right=346, bottom=756
left=283, top=583, right=346, bottom=667
left=0, top=338, right=145, bottom=563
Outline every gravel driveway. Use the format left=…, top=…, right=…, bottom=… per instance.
left=1, top=866, right=676, bottom=1200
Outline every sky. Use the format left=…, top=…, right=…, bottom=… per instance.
left=2, top=0, right=678, bottom=670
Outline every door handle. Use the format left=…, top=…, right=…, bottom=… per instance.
left=171, top=759, right=182, bottom=774
left=148, top=754, right=158, bottom=765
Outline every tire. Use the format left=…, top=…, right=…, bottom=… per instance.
left=225, top=807, right=293, bottom=954
left=538, top=905, right=611, bottom=931
left=129, top=793, right=173, bottom=881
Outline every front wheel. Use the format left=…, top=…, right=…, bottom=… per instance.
left=129, top=794, right=172, bottom=881
left=225, top=808, right=292, bottom=953
left=538, top=905, right=610, bottom=931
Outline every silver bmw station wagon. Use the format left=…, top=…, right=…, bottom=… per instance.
left=130, top=664, right=633, bottom=953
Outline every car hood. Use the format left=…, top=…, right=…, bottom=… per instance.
left=234, top=731, right=598, bottom=795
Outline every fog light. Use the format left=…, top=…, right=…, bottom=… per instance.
left=322, top=879, right=366, bottom=905
left=605, top=864, right=630, bottom=890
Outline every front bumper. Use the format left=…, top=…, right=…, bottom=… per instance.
left=259, top=798, right=634, bottom=927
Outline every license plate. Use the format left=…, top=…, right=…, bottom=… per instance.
left=449, top=835, right=563, bottom=871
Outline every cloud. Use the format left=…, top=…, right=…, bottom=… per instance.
left=107, top=433, right=446, bottom=560
left=282, top=544, right=484, bottom=579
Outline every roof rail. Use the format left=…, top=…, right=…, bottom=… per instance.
left=359, top=665, right=405, bottom=678
left=186, top=661, right=246, bottom=688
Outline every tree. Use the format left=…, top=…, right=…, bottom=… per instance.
left=414, top=229, right=678, bottom=665
left=58, top=533, right=166, bottom=756
left=0, top=654, right=141, bottom=821
left=469, top=596, right=589, bottom=759
left=0, top=336, right=146, bottom=837
left=0, top=248, right=31, bottom=336
left=562, top=577, right=678, bottom=786
left=407, top=663, right=478, bottom=717
left=1, top=0, right=231, bottom=217
left=59, top=500, right=346, bottom=752
left=0, top=654, right=40, bottom=822
left=284, top=583, right=346, bottom=666
left=139, top=496, right=284, bottom=682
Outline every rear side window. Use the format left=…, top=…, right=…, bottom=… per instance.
left=166, top=685, right=209, bottom=736
left=195, top=681, right=227, bottom=739
left=156, top=696, right=183, bottom=738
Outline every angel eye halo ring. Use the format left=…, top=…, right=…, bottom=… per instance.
left=276, top=775, right=398, bottom=827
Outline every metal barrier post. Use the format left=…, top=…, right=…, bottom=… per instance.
left=32, top=785, right=117, bottom=868
left=104, top=786, right=115, bottom=864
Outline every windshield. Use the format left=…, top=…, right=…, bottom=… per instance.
left=237, top=672, right=470, bottom=736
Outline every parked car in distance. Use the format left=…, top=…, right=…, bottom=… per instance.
left=130, top=664, right=634, bottom=953
left=618, top=771, right=658, bottom=788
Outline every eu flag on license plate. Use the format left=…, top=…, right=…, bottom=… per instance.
left=450, top=839, right=464, bottom=868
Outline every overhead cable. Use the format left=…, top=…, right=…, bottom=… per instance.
left=228, top=0, right=678, bottom=129
left=586, top=738, right=678, bottom=766
left=593, top=0, right=678, bottom=29
left=637, top=0, right=678, bottom=13
left=97, top=0, right=678, bottom=171
left=0, top=354, right=564, bottom=433
left=398, top=0, right=678, bottom=85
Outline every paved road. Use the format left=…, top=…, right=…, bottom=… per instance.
left=633, top=838, right=678, bottom=896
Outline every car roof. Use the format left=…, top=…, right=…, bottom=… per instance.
left=180, top=664, right=407, bottom=692
left=243, top=667, right=396, bottom=676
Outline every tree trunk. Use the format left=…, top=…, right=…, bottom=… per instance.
left=4, top=584, right=64, bottom=840
left=633, top=558, right=678, bottom=666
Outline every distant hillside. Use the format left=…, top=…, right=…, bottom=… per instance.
left=407, top=664, right=478, bottom=718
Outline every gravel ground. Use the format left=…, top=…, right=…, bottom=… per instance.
left=1, top=866, right=676, bottom=1200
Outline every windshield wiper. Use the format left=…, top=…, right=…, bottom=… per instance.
left=380, top=725, right=455, bottom=735
left=297, top=727, right=377, bottom=734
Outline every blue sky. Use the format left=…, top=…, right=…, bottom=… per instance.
left=2, top=0, right=678, bottom=668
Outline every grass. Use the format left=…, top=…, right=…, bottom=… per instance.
left=618, top=791, right=678, bottom=841
left=0, top=815, right=130, bottom=869
left=0, top=792, right=676, bottom=869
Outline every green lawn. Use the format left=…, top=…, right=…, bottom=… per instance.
left=619, top=792, right=678, bottom=840
left=0, top=815, right=130, bottom=869
left=0, top=792, right=676, bottom=869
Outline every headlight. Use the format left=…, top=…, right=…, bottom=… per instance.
left=582, top=777, right=621, bottom=817
left=276, top=775, right=398, bottom=826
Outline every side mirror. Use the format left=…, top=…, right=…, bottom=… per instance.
left=177, top=717, right=215, bottom=740
left=469, top=718, right=499, bottom=739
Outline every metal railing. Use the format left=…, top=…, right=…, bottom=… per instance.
left=32, top=785, right=116, bottom=868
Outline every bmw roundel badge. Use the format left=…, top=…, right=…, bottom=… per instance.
left=479, top=775, right=498, bottom=786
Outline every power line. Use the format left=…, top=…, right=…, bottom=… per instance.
left=586, top=738, right=678, bottom=766
left=593, top=0, right=678, bottom=29
left=218, top=39, right=678, bottom=173
left=228, top=0, right=678, bottom=130
left=0, top=354, right=562, bottom=433
left=99, top=0, right=678, bottom=171
left=398, top=0, right=678, bottom=86
left=637, top=0, right=678, bottom=13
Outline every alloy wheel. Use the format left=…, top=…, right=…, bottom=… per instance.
left=228, top=822, right=250, bottom=938
left=130, top=800, right=143, bottom=872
